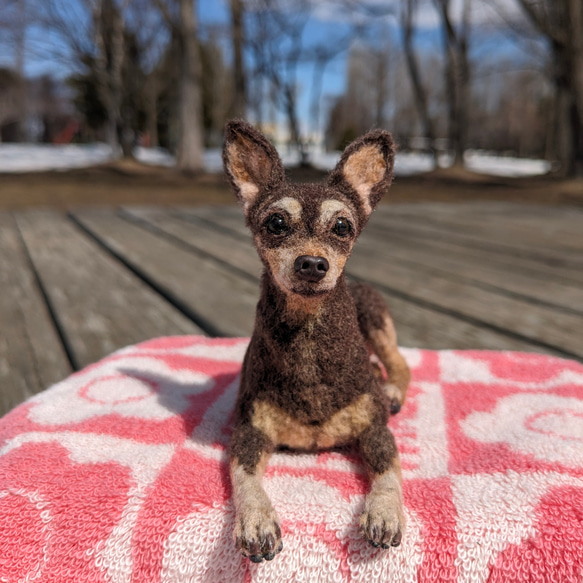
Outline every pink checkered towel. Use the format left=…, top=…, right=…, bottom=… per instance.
left=1, top=336, right=583, bottom=582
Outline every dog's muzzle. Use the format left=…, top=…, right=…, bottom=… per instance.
left=294, top=255, right=329, bottom=282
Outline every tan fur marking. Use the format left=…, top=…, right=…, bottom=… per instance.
left=251, top=393, right=373, bottom=450
left=270, top=197, right=302, bottom=221
left=360, top=456, right=405, bottom=546
left=226, top=142, right=259, bottom=208
left=262, top=246, right=298, bottom=294
left=343, top=144, right=386, bottom=214
left=369, top=316, right=410, bottom=406
left=319, top=200, right=354, bottom=226
left=284, top=294, right=324, bottom=315
left=230, top=457, right=281, bottom=555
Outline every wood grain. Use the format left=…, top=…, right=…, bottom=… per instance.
left=0, top=213, right=71, bottom=416
left=16, top=210, right=202, bottom=369
left=72, top=208, right=259, bottom=337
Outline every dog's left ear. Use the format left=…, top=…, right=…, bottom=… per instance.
left=223, top=119, right=285, bottom=213
left=328, top=130, right=395, bottom=217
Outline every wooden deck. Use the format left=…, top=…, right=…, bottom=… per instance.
left=2, top=202, right=582, bottom=416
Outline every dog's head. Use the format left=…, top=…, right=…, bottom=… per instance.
left=223, top=120, right=395, bottom=298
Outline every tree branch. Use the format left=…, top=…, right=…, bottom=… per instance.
left=151, top=0, right=175, bottom=27
left=514, top=0, right=566, bottom=47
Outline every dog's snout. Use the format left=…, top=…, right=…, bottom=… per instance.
left=294, top=255, right=329, bottom=282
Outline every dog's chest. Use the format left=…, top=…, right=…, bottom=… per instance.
left=275, top=318, right=350, bottom=382
left=252, top=392, right=373, bottom=450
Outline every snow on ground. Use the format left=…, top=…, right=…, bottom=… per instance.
left=0, top=143, right=551, bottom=178
left=0, top=143, right=113, bottom=172
left=464, top=151, right=550, bottom=177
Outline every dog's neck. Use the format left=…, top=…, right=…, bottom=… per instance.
left=258, top=271, right=350, bottom=329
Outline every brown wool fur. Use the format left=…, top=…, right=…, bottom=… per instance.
left=223, top=119, right=410, bottom=562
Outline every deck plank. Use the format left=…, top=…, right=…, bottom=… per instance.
left=374, top=207, right=583, bottom=268
left=122, top=206, right=263, bottom=279
left=16, top=210, right=202, bottom=369
left=0, top=213, right=72, bottom=416
left=72, top=209, right=258, bottom=337
left=385, top=202, right=583, bottom=251
left=347, top=249, right=582, bottom=359
left=356, top=228, right=583, bottom=315
left=369, top=208, right=583, bottom=285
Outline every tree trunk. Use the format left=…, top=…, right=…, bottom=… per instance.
left=15, top=0, right=26, bottom=141
left=145, top=78, right=159, bottom=149
left=177, top=0, right=204, bottom=173
left=567, top=0, right=583, bottom=176
left=455, top=0, right=471, bottom=167
left=554, top=80, right=574, bottom=176
left=230, top=0, right=246, bottom=119
left=374, top=49, right=388, bottom=128
left=403, top=0, right=438, bottom=165
left=94, top=0, right=119, bottom=152
left=436, top=0, right=470, bottom=167
left=284, top=85, right=308, bottom=165
left=110, top=0, right=130, bottom=156
left=442, top=18, right=459, bottom=164
left=550, top=35, right=583, bottom=177
left=105, top=117, right=118, bottom=151
left=514, top=0, right=582, bottom=177
left=119, top=107, right=135, bottom=158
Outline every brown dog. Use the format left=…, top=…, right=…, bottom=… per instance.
left=222, top=120, right=411, bottom=563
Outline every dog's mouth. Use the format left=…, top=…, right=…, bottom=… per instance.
left=289, top=283, right=331, bottom=297
left=288, top=272, right=337, bottom=297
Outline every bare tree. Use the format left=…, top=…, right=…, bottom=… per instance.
left=32, top=0, right=136, bottom=153
left=0, top=68, right=21, bottom=141
left=94, top=0, right=130, bottom=153
left=512, top=0, right=583, bottom=176
left=229, top=0, right=247, bottom=118
left=248, top=0, right=359, bottom=163
left=434, top=0, right=471, bottom=166
left=154, top=0, right=204, bottom=172
left=127, top=0, right=169, bottom=149
left=0, top=0, right=29, bottom=140
left=247, top=0, right=309, bottom=161
left=402, top=0, right=438, bottom=164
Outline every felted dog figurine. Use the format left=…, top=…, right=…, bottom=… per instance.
left=222, top=120, right=411, bottom=563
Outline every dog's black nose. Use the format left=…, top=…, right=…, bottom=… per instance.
left=294, top=255, right=329, bottom=282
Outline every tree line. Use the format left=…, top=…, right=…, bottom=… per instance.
left=0, top=0, right=582, bottom=177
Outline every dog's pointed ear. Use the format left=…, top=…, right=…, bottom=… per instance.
left=328, top=130, right=395, bottom=217
left=223, top=120, right=285, bottom=212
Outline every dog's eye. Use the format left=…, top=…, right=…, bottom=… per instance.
left=265, top=213, right=288, bottom=235
left=332, top=217, right=351, bottom=237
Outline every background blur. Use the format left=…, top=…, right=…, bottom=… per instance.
left=0, top=0, right=582, bottom=177
left=0, top=0, right=582, bottom=417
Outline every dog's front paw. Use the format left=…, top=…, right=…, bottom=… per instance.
left=360, top=491, right=405, bottom=549
left=235, top=502, right=283, bottom=563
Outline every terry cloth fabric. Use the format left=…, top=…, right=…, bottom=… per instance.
left=1, top=336, right=583, bottom=582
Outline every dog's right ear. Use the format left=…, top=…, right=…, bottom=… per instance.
left=223, top=120, right=285, bottom=213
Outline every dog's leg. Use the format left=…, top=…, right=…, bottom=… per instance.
left=358, top=423, right=405, bottom=549
left=230, top=423, right=282, bottom=562
left=350, top=282, right=411, bottom=414
left=368, top=315, right=410, bottom=414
